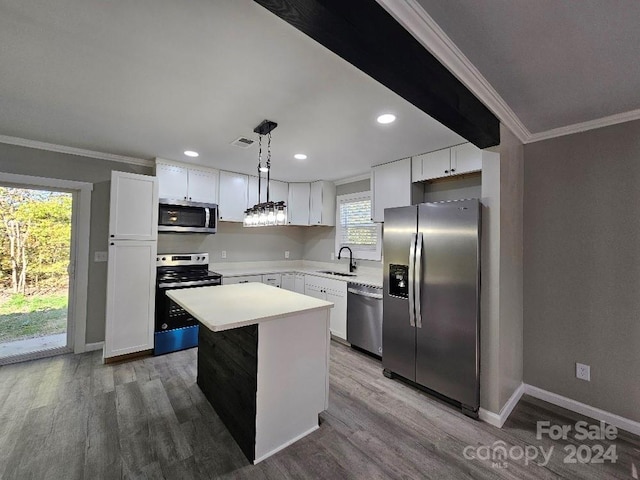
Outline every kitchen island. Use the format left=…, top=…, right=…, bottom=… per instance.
left=166, top=282, right=333, bottom=464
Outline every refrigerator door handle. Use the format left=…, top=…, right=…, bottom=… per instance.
left=408, top=233, right=417, bottom=327
left=415, top=232, right=423, bottom=328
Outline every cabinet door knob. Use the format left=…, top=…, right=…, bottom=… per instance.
left=189, top=197, right=192, bottom=200
left=444, top=170, right=449, bottom=174
left=451, top=168, right=456, bottom=172
left=110, top=234, right=114, bottom=237
left=184, top=196, right=187, bottom=200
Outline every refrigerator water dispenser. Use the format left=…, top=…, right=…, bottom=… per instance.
left=389, top=264, right=409, bottom=298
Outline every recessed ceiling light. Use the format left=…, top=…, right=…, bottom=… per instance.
left=294, top=154, right=307, bottom=160
left=377, top=113, right=396, bottom=124
left=184, top=150, right=199, bottom=157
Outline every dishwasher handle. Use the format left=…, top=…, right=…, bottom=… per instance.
left=348, top=288, right=383, bottom=300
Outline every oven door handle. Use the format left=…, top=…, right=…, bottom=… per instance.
left=158, top=279, right=221, bottom=288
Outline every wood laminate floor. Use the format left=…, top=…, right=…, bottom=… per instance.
left=0, top=342, right=637, bottom=479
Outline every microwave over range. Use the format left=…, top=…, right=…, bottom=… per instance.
left=158, top=199, right=218, bottom=234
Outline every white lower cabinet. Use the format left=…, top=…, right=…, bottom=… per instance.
left=281, top=272, right=305, bottom=294
left=223, top=275, right=263, bottom=285
left=281, top=273, right=295, bottom=291
left=262, top=273, right=281, bottom=288
left=304, top=275, right=347, bottom=340
left=104, top=241, right=156, bottom=358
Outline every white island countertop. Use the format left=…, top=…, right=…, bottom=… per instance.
left=167, top=282, right=334, bottom=332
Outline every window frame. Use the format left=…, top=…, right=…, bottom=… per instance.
left=334, top=191, right=382, bottom=261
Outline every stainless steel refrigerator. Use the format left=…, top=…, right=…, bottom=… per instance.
left=382, top=198, right=480, bottom=417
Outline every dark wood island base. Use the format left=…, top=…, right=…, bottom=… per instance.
left=197, top=323, right=259, bottom=462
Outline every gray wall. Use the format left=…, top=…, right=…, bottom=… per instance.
left=0, top=143, right=152, bottom=343
left=303, top=178, right=382, bottom=269
left=158, top=222, right=306, bottom=262
left=523, top=119, right=640, bottom=422
left=422, top=174, right=481, bottom=203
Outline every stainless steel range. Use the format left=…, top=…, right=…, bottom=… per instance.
left=155, top=253, right=222, bottom=355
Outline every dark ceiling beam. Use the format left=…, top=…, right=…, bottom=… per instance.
left=253, top=0, right=500, bottom=148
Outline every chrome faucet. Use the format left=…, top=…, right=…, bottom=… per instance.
left=338, top=246, right=357, bottom=273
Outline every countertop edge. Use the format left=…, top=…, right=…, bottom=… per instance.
left=199, top=303, right=334, bottom=332
left=218, top=268, right=382, bottom=288
left=166, top=288, right=334, bottom=333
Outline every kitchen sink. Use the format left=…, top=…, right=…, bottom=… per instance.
left=316, top=270, right=357, bottom=277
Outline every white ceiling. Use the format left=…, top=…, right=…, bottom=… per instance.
left=0, top=0, right=465, bottom=182
left=413, top=0, right=640, bottom=135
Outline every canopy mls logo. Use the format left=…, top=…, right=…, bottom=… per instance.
left=462, top=420, right=619, bottom=470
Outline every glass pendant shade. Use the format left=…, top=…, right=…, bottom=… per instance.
left=243, top=120, right=288, bottom=228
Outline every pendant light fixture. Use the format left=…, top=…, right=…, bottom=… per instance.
left=243, top=119, right=287, bottom=227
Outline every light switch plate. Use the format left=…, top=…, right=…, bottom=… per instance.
left=221, top=250, right=227, bottom=259
left=285, top=251, right=290, bottom=259
left=94, top=251, right=108, bottom=262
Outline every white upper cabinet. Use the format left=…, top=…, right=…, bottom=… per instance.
left=309, top=181, right=336, bottom=226
left=109, top=171, right=158, bottom=241
left=187, top=168, right=219, bottom=203
left=288, top=183, right=311, bottom=226
left=218, top=171, right=249, bottom=222
left=156, top=159, right=218, bottom=204
left=371, top=158, right=412, bottom=223
left=156, top=163, right=188, bottom=200
left=412, top=143, right=482, bottom=182
left=451, top=143, right=482, bottom=175
left=413, top=149, right=451, bottom=181
left=247, top=176, right=289, bottom=208
left=270, top=180, right=289, bottom=204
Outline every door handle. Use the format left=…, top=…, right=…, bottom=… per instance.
left=347, top=288, right=382, bottom=299
left=408, top=233, right=416, bottom=327
left=415, top=232, right=423, bottom=328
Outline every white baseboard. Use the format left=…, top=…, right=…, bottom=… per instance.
left=524, top=384, right=640, bottom=437
left=479, top=382, right=525, bottom=428
left=84, top=342, right=104, bottom=352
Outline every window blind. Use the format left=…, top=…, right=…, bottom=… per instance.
left=338, top=196, right=378, bottom=251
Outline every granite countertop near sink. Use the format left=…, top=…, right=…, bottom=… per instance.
left=208, top=260, right=383, bottom=288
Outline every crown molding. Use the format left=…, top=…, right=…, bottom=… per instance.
left=376, top=0, right=640, bottom=146
left=526, top=108, right=640, bottom=143
left=376, top=0, right=531, bottom=144
left=0, top=134, right=154, bottom=168
left=333, top=173, right=371, bottom=186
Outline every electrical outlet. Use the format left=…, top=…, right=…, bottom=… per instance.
left=576, top=363, right=590, bottom=381
left=330, top=252, right=335, bottom=260
left=94, top=251, right=108, bottom=262
left=285, top=251, right=290, bottom=259
left=221, top=250, right=227, bottom=259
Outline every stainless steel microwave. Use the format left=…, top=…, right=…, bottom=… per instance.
left=158, top=199, right=218, bottom=234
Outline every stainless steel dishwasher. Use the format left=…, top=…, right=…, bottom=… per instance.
left=347, top=283, right=383, bottom=357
